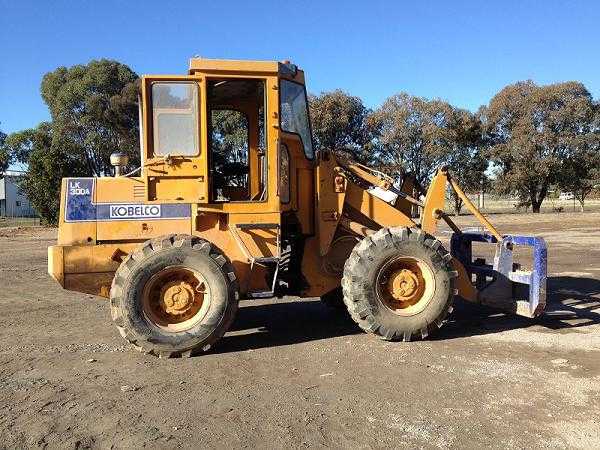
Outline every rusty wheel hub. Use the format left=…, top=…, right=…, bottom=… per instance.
left=389, top=269, right=420, bottom=303
left=160, top=281, right=197, bottom=315
left=376, top=257, right=435, bottom=316
left=142, top=266, right=210, bottom=331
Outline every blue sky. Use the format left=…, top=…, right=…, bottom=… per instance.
left=1, top=0, right=599, bottom=134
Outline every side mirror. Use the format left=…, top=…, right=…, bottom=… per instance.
left=110, top=152, right=130, bottom=177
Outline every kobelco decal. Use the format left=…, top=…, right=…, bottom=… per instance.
left=109, top=204, right=161, bottom=219
left=64, top=178, right=192, bottom=222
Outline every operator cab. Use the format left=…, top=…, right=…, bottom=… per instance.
left=138, top=58, right=316, bottom=235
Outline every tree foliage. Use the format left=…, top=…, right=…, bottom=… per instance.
left=2, top=124, right=89, bottom=223
left=309, top=90, right=374, bottom=162
left=369, top=93, right=456, bottom=186
left=559, top=147, right=600, bottom=211
left=444, top=108, right=488, bottom=215
left=558, top=104, right=600, bottom=211
left=484, top=81, right=597, bottom=212
left=0, top=129, right=7, bottom=176
left=2, top=59, right=140, bottom=223
left=40, top=59, right=140, bottom=176
left=3, top=56, right=600, bottom=224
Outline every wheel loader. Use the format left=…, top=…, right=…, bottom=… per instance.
left=47, top=58, right=547, bottom=357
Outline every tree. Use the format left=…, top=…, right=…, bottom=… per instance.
left=559, top=149, right=600, bottom=212
left=444, top=108, right=488, bottom=215
left=309, top=90, right=374, bottom=162
left=40, top=59, right=140, bottom=176
left=484, top=80, right=597, bottom=213
left=559, top=103, right=600, bottom=211
left=0, top=129, right=7, bottom=176
left=2, top=124, right=89, bottom=224
left=369, top=93, right=455, bottom=186
left=2, top=59, right=140, bottom=223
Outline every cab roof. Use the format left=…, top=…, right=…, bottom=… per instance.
left=188, top=57, right=303, bottom=81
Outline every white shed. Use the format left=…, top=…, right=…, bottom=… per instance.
left=0, top=173, right=36, bottom=217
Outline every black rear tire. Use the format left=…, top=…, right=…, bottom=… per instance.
left=342, top=227, right=457, bottom=341
left=110, top=234, right=239, bottom=358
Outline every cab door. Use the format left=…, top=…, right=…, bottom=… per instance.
left=141, top=76, right=209, bottom=203
left=278, top=78, right=316, bottom=235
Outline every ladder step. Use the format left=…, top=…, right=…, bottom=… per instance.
left=254, top=256, right=280, bottom=264
left=236, top=223, right=279, bottom=230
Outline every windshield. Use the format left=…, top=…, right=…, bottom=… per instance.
left=279, top=80, right=314, bottom=159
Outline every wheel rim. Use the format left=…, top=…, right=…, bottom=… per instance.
left=375, top=256, right=435, bottom=316
left=142, top=266, right=211, bottom=332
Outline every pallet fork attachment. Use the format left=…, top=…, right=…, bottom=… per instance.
left=419, top=167, right=548, bottom=318
left=451, top=233, right=547, bottom=317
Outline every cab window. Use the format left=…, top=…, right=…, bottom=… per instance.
left=151, top=82, right=199, bottom=156
left=280, top=80, right=314, bottom=159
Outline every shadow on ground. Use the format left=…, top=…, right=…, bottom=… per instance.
left=435, top=276, right=600, bottom=340
left=213, top=299, right=360, bottom=354
left=211, top=276, right=600, bottom=353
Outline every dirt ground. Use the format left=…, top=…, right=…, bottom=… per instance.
left=1, top=212, right=599, bottom=449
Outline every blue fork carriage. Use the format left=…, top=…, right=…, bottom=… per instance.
left=450, top=232, right=548, bottom=318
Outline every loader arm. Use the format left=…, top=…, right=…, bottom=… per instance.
left=320, top=153, right=547, bottom=319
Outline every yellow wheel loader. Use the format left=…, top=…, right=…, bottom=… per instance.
left=48, top=58, right=547, bottom=357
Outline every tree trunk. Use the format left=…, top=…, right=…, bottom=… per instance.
left=453, top=194, right=463, bottom=216
left=529, top=184, right=548, bottom=214
left=577, top=189, right=589, bottom=212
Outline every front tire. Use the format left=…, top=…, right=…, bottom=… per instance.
left=110, top=234, right=239, bottom=357
left=342, top=227, right=457, bottom=341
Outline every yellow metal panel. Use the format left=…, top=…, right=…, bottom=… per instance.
left=65, top=273, right=114, bottom=298
left=279, top=133, right=314, bottom=233
left=297, top=168, right=314, bottom=235
left=95, top=177, right=143, bottom=202
left=452, top=258, right=478, bottom=303
left=95, top=176, right=193, bottom=241
left=316, top=155, right=346, bottom=255
left=54, top=243, right=141, bottom=297
left=147, top=176, right=204, bottom=202
left=300, top=236, right=341, bottom=297
left=421, top=168, right=448, bottom=234
left=192, top=211, right=281, bottom=294
left=63, top=243, right=141, bottom=274
left=97, top=218, right=191, bottom=241
left=345, top=181, right=416, bottom=229
left=228, top=212, right=280, bottom=258
left=189, top=58, right=279, bottom=74
left=48, top=245, right=64, bottom=286
left=58, top=222, right=97, bottom=246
